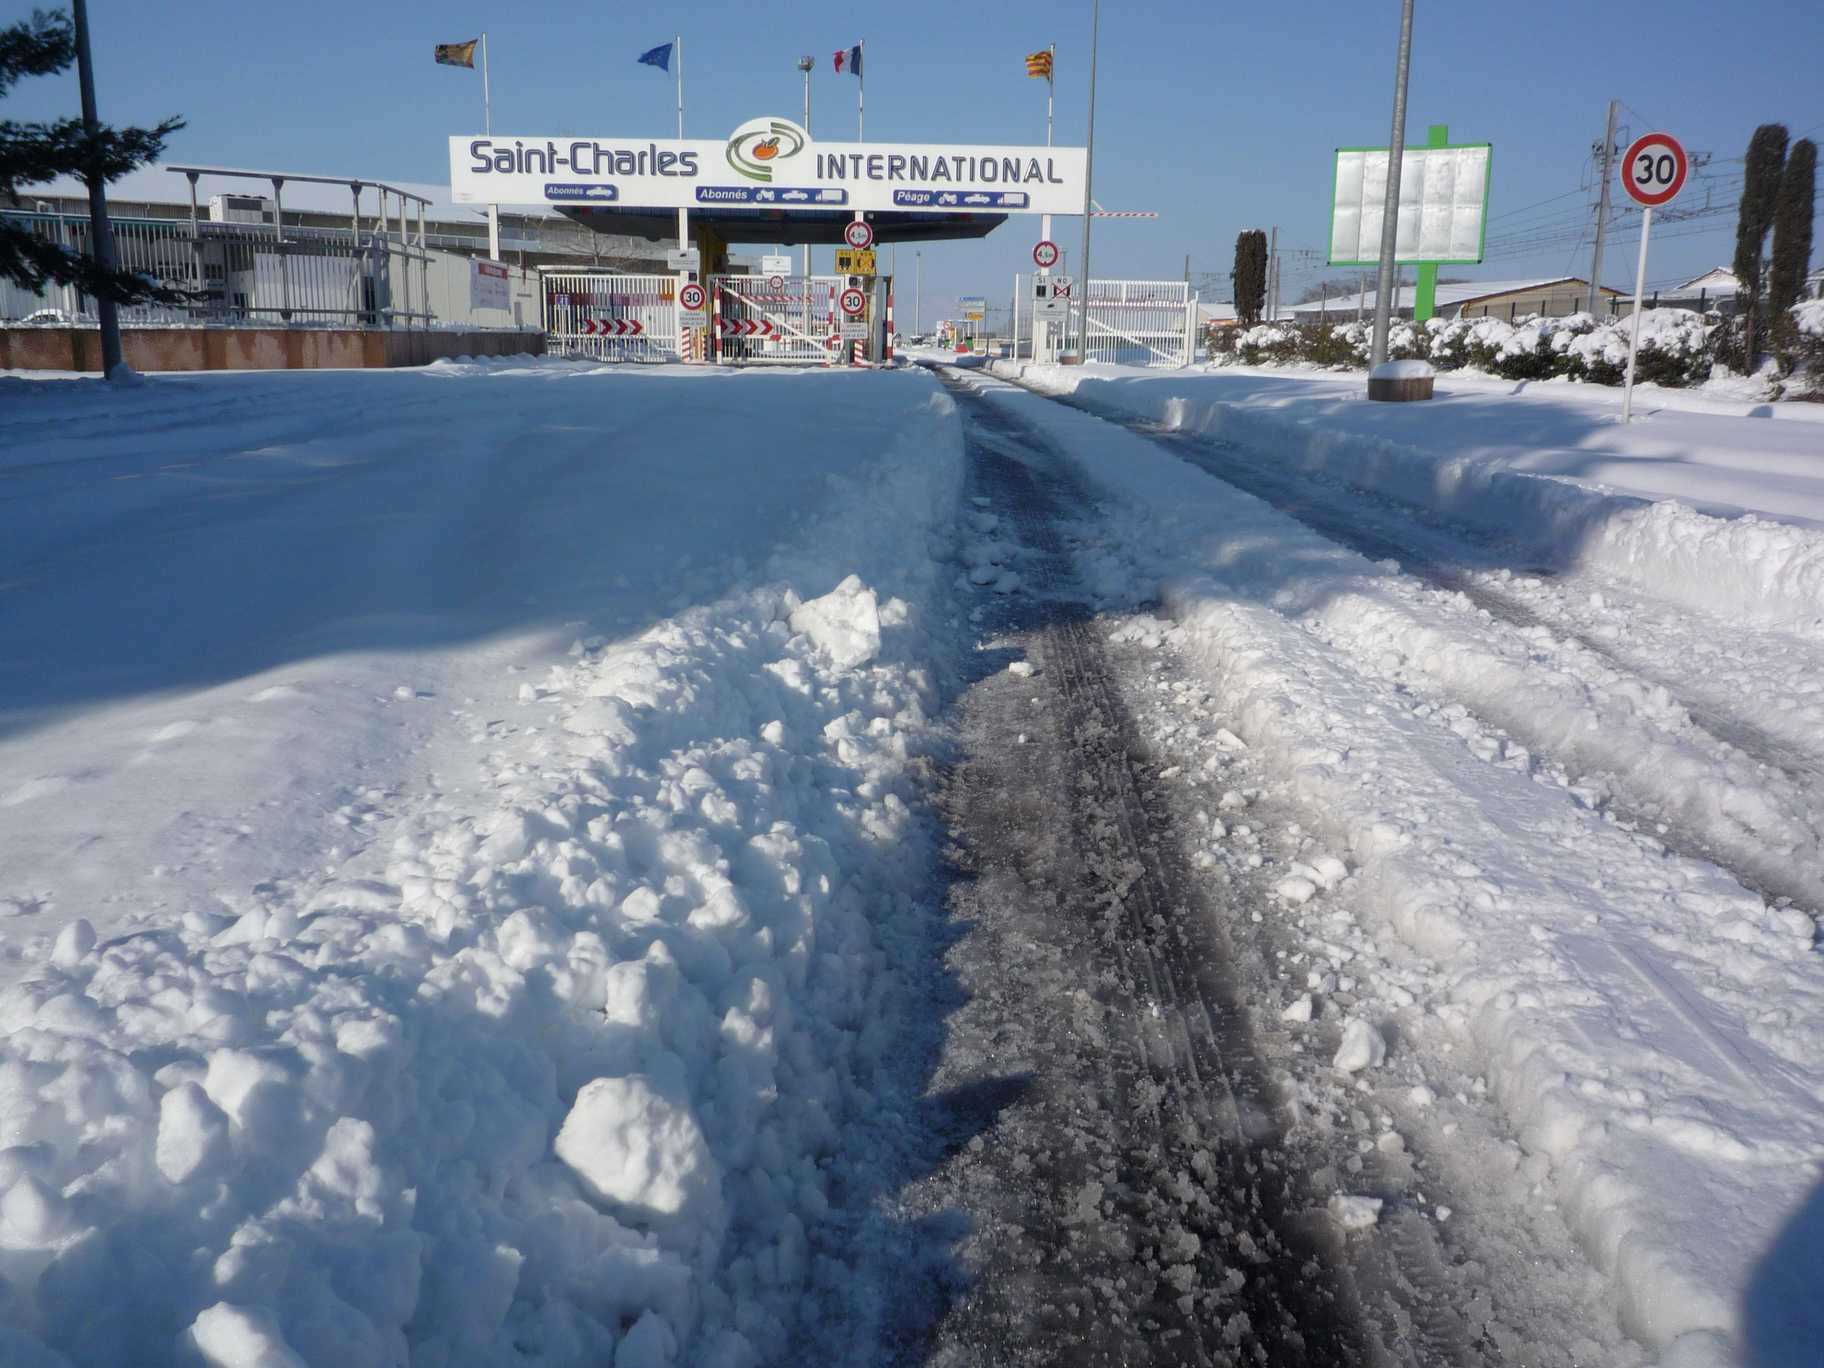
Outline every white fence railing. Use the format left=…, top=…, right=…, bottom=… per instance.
left=1013, top=274, right=1197, bottom=368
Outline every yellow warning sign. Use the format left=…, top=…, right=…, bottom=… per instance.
left=834, top=247, right=877, bottom=276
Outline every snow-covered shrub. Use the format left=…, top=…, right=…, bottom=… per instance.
left=1426, top=316, right=1515, bottom=372
left=1784, top=299, right=1824, bottom=378
left=1236, top=324, right=1302, bottom=365
left=1301, top=324, right=1360, bottom=368
left=1213, top=307, right=1729, bottom=389
left=1490, top=316, right=1561, bottom=380
left=1564, top=309, right=1713, bottom=388
left=1386, top=320, right=1428, bottom=361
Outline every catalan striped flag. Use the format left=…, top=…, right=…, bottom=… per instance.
left=434, top=39, right=477, bottom=68
left=1025, top=48, right=1053, bottom=81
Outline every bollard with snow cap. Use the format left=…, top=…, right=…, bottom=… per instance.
left=1367, top=357, right=1435, bottom=402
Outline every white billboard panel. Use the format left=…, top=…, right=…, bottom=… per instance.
left=1329, top=144, right=1492, bottom=265
left=450, top=117, right=1087, bottom=216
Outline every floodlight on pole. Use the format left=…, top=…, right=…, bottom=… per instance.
left=798, top=56, right=815, bottom=277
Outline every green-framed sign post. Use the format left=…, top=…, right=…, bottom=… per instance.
left=1411, top=124, right=1448, bottom=323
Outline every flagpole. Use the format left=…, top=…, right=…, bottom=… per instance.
left=1040, top=42, right=1054, bottom=275
left=857, top=40, right=864, bottom=140
left=675, top=34, right=689, bottom=268
left=483, top=33, right=499, bottom=260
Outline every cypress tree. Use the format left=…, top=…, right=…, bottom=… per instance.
left=1232, top=230, right=1267, bottom=328
left=1767, top=137, right=1816, bottom=344
left=0, top=8, right=185, bottom=302
left=1731, top=123, right=1788, bottom=368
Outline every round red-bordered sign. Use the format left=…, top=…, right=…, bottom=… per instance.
left=1032, top=239, right=1060, bottom=269
left=679, top=282, right=707, bottom=311
left=839, top=286, right=867, bottom=317
left=768, top=274, right=785, bottom=291
left=1620, top=132, right=1688, bottom=208
left=843, top=219, right=875, bottom=250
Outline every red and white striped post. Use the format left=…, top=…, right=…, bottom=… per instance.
left=884, top=287, right=894, bottom=363
left=710, top=284, right=723, bottom=365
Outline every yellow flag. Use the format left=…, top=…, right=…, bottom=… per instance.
left=434, top=39, right=478, bottom=69
left=1024, top=49, right=1053, bottom=81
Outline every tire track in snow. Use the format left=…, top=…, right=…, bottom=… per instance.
left=918, top=366, right=1484, bottom=1368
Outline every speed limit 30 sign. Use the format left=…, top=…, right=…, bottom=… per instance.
left=1621, top=132, right=1688, bottom=207
left=839, top=286, right=867, bottom=317
left=1616, top=131, right=1688, bottom=423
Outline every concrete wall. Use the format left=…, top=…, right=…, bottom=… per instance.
left=0, top=327, right=544, bottom=373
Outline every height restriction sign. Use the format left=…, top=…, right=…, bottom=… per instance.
left=1621, top=132, right=1688, bottom=208
left=1032, top=239, right=1060, bottom=269
left=843, top=219, right=875, bottom=250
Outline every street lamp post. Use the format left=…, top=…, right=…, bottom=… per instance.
left=1369, top=0, right=1416, bottom=371
left=798, top=55, right=815, bottom=279
left=915, top=251, right=922, bottom=334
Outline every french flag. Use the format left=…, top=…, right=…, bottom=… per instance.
left=833, top=43, right=862, bottom=77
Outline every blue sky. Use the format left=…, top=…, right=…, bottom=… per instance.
left=9, top=0, right=1823, bottom=325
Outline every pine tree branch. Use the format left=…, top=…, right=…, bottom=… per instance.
left=1, top=115, right=184, bottom=196
left=0, top=10, right=74, bottom=99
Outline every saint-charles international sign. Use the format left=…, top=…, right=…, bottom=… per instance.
left=450, top=117, right=1086, bottom=215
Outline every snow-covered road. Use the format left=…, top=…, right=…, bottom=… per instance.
left=1, top=357, right=1818, bottom=1368
left=960, top=363, right=1824, bottom=1368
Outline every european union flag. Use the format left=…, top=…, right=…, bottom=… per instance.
left=638, top=41, right=673, bottom=72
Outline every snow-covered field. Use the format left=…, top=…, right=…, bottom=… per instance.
left=0, top=360, right=963, bottom=1366
left=3, top=355, right=1821, bottom=1367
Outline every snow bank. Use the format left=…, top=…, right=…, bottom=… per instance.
left=0, top=367, right=965, bottom=1365
left=972, top=381, right=1824, bottom=1363
left=994, top=359, right=1824, bottom=635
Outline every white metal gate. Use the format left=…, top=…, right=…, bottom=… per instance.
left=710, top=275, right=845, bottom=364
left=542, top=272, right=680, bottom=362
left=1015, top=274, right=1197, bottom=368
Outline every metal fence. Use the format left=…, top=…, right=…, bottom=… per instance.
left=1011, top=275, right=1198, bottom=367
left=1, top=209, right=444, bottom=328
left=542, top=272, right=681, bottom=362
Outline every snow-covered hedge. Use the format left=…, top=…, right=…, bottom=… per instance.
left=1791, top=299, right=1824, bottom=380
left=1213, top=306, right=1742, bottom=388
